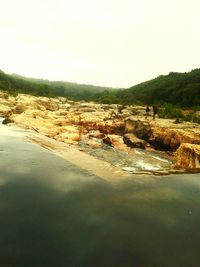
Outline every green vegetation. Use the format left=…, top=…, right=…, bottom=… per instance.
left=158, top=104, right=184, bottom=119
left=0, top=70, right=118, bottom=100
left=0, top=68, right=200, bottom=110
left=96, top=69, right=200, bottom=107
left=157, top=104, right=200, bottom=123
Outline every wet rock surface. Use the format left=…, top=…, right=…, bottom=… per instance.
left=0, top=91, right=199, bottom=173
left=123, top=133, right=147, bottom=150
left=103, top=134, right=129, bottom=151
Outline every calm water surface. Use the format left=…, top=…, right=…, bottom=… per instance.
left=0, top=124, right=200, bottom=267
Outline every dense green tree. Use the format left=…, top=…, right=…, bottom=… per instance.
left=0, top=68, right=200, bottom=107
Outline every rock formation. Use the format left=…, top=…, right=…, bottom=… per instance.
left=103, top=134, right=129, bottom=151
left=125, top=116, right=200, bottom=151
left=175, top=143, right=200, bottom=169
left=0, top=91, right=200, bottom=172
left=123, top=133, right=147, bottom=150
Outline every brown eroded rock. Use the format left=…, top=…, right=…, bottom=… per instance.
left=13, top=104, right=27, bottom=114
left=103, top=134, right=129, bottom=151
left=2, top=91, right=199, bottom=172
left=56, top=126, right=81, bottom=142
left=76, top=118, right=125, bottom=135
left=54, top=108, right=70, bottom=116
left=149, top=128, right=200, bottom=151
left=125, top=117, right=200, bottom=151
left=148, top=118, right=200, bottom=151
left=123, top=133, right=148, bottom=150
left=60, top=125, right=80, bottom=133
left=10, top=112, right=56, bottom=134
left=0, top=105, right=12, bottom=116
left=124, top=119, right=152, bottom=139
left=15, top=94, right=42, bottom=110
left=98, top=120, right=125, bottom=135
left=24, top=109, right=49, bottom=119
left=174, top=143, right=200, bottom=169
left=36, top=97, right=60, bottom=111
left=53, top=118, right=70, bottom=127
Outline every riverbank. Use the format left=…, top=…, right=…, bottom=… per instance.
left=1, top=115, right=200, bottom=267
left=0, top=91, right=200, bottom=173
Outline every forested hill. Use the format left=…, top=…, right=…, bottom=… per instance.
left=96, top=69, right=200, bottom=107
left=0, top=70, right=117, bottom=100
left=0, top=69, right=200, bottom=107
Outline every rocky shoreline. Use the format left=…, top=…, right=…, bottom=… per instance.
left=0, top=91, right=200, bottom=173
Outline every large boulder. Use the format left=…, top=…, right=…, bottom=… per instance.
left=13, top=104, right=27, bottom=114
left=124, top=119, right=152, bottom=140
left=174, top=143, right=200, bottom=169
left=123, top=133, right=147, bottom=150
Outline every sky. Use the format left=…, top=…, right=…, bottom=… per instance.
left=0, top=0, right=200, bottom=87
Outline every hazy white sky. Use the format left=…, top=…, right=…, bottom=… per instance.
left=0, top=0, right=200, bottom=87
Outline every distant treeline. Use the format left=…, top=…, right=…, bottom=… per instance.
left=0, top=68, right=200, bottom=107
left=0, top=70, right=117, bottom=100
left=95, top=69, right=200, bottom=107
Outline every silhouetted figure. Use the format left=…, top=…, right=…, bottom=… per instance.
left=153, top=105, right=158, bottom=120
left=145, top=105, right=150, bottom=119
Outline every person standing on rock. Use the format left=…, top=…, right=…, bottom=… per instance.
left=153, top=105, right=158, bottom=120
left=145, top=105, right=150, bottom=119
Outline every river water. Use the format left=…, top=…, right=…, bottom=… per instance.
left=0, top=122, right=200, bottom=267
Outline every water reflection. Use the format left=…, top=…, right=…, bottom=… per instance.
left=1, top=124, right=200, bottom=266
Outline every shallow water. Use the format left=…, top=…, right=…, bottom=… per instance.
left=80, top=139, right=174, bottom=173
left=0, top=124, right=200, bottom=267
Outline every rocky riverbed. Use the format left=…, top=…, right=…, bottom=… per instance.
left=0, top=91, right=199, bottom=173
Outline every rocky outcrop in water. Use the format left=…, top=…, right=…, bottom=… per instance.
left=125, top=116, right=200, bottom=151
left=103, top=134, right=129, bottom=151
left=174, top=143, right=200, bottom=169
left=0, top=91, right=200, bottom=172
left=124, top=119, right=152, bottom=140
left=123, top=133, right=147, bottom=150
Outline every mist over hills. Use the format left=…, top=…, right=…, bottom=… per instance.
left=0, top=70, right=118, bottom=101
left=0, top=68, right=200, bottom=107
